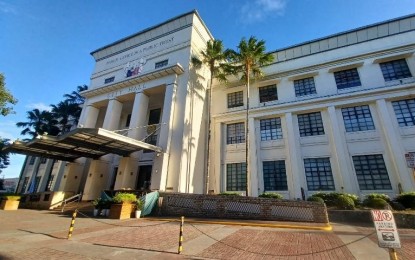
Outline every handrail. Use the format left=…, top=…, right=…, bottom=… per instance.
left=61, top=192, right=82, bottom=212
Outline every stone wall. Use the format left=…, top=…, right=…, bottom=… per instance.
left=158, top=193, right=329, bottom=223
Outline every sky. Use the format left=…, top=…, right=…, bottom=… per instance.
left=1, top=0, right=415, bottom=178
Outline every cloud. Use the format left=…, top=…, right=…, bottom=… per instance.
left=240, top=0, right=287, bottom=23
left=25, top=102, right=51, bottom=111
left=0, top=1, right=17, bottom=15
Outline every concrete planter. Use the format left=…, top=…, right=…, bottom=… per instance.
left=0, top=200, right=20, bottom=210
left=109, top=203, right=133, bottom=219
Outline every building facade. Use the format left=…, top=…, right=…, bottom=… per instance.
left=15, top=12, right=415, bottom=200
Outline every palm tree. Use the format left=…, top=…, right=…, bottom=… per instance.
left=51, top=100, right=82, bottom=134
left=64, top=85, right=87, bottom=104
left=192, top=39, right=229, bottom=194
left=16, top=109, right=60, bottom=140
left=227, top=36, right=274, bottom=196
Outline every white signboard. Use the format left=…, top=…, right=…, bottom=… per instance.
left=371, top=210, right=401, bottom=248
left=405, top=152, right=415, bottom=168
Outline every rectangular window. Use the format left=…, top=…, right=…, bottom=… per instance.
left=125, top=114, right=131, bottom=127
left=29, top=156, right=36, bottom=165
left=21, top=177, right=29, bottom=193
left=40, top=157, right=47, bottom=164
left=46, top=175, right=55, bottom=192
left=155, top=59, right=168, bottom=69
left=33, top=176, right=41, bottom=192
left=298, top=112, right=325, bottom=137
left=304, top=158, right=335, bottom=191
left=341, top=105, right=375, bottom=132
left=392, top=98, right=415, bottom=126
left=104, top=76, right=115, bottom=84
left=226, top=163, right=246, bottom=191
left=263, top=160, right=287, bottom=191
left=380, top=59, right=412, bottom=81
left=227, top=122, right=245, bottom=144
left=227, top=91, right=244, bottom=108
left=352, top=154, right=392, bottom=190
left=294, top=77, right=317, bottom=97
left=260, top=117, right=283, bottom=141
left=259, top=85, right=278, bottom=103
left=334, top=68, right=361, bottom=89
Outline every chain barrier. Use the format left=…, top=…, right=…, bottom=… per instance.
left=188, top=223, right=377, bottom=257
left=75, top=210, right=174, bottom=228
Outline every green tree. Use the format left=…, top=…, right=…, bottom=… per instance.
left=227, top=36, right=274, bottom=196
left=0, top=73, right=17, bottom=116
left=192, top=39, right=229, bottom=194
left=63, top=85, right=87, bottom=104
left=16, top=109, right=60, bottom=140
left=51, top=100, right=82, bottom=134
left=0, top=138, right=10, bottom=174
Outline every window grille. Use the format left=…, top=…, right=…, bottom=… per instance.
left=294, top=77, right=317, bottom=96
left=392, top=98, right=415, bottom=126
left=352, top=154, right=392, bottom=190
left=304, top=158, right=335, bottom=191
left=263, top=160, right=287, bottom=191
left=334, top=68, right=361, bottom=89
left=298, top=112, right=325, bottom=137
left=380, top=59, right=412, bottom=81
left=341, top=105, right=375, bottom=132
left=226, top=163, right=247, bottom=191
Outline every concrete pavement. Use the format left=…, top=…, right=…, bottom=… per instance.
left=0, top=209, right=414, bottom=259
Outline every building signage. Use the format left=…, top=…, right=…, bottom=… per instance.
left=371, top=210, right=401, bottom=248
left=405, top=152, right=415, bottom=168
left=106, top=84, right=147, bottom=99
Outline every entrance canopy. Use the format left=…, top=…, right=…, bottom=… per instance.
left=3, top=128, right=163, bottom=162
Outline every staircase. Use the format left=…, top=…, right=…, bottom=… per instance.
left=52, top=201, right=94, bottom=216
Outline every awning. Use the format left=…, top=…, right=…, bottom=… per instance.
left=3, top=128, right=163, bottom=162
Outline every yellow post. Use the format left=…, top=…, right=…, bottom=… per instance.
left=67, top=209, right=78, bottom=239
left=389, top=248, right=398, bottom=260
left=178, top=216, right=184, bottom=254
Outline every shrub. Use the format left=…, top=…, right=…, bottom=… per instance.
left=335, top=194, right=355, bottom=210
left=310, top=192, right=360, bottom=207
left=364, top=197, right=389, bottom=209
left=259, top=193, right=283, bottom=199
left=219, top=192, right=242, bottom=196
left=136, top=199, right=144, bottom=210
left=395, top=192, right=415, bottom=209
left=307, top=196, right=324, bottom=204
left=365, top=193, right=390, bottom=202
left=112, top=192, right=137, bottom=204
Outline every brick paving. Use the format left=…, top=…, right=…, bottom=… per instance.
left=1, top=209, right=414, bottom=259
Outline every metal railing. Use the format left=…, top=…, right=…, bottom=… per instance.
left=61, top=192, right=82, bottom=212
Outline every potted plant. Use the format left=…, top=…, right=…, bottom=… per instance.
left=0, top=194, right=21, bottom=210
left=135, top=199, right=144, bottom=218
left=109, top=192, right=137, bottom=220
left=92, top=198, right=102, bottom=217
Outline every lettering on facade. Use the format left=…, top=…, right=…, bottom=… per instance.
left=107, top=83, right=146, bottom=99
left=105, top=36, right=175, bottom=66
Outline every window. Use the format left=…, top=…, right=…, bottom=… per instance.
left=29, top=156, right=36, bottom=165
left=227, top=123, right=245, bottom=144
left=21, top=177, right=29, bottom=193
left=259, top=85, right=278, bottom=103
left=304, top=158, right=335, bottom=191
left=341, top=105, right=375, bottom=132
left=298, top=112, right=325, bottom=137
left=227, top=91, right=243, bottom=108
left=260, top=117, right=282, bottom=141
left=334, top=68, right=361, bottom=89
left=294, top=77, right=317, bottom=97
left=380, top=59, right=412, bottom=81
left=104, top=76, right=115, bottom=84
left=40, top=157, right=47, bottom=164
left=392, top=98, right=415, bottom=126
left=263, top=160, right=287, bottom=191
left=155, top=59, right=168, bottom=69
left=226, top=163, right=246, bottom=191
left=33, top=176, right=41, bottom=192
left=46, top=175, right=54, bottom=192
left=352, top=154, right=392, bottom=190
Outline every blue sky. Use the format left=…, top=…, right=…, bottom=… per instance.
left=1, top=0, right=415, bottom=178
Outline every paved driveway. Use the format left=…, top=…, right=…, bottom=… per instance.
left=0, top=209, right=414, bottom=259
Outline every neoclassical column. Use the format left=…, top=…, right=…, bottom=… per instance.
left=128, top=91, right=149, bottom=140
left=152, top=82, right=177, bottom=191
left=283, top=112, right=305, bottom=199
left=326, top=106, right=357, bottom=194
left=248, top=117, right=259, bottom=197
left=103, top=98, right=123, bottom=130
left=80, top=104, right=99, bottom=128
left=376, top=99, right=415, bottom=191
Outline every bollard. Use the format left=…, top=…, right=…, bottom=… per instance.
left=67, top=209, right=78, bottom=239
left=389, top=248, right=398, bottom=260
left=178, top=216, right=184, bottom=254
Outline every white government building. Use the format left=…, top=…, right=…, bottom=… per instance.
left=12, top=11, right=415, bottom=201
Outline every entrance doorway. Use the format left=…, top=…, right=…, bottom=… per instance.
left=136, top=165, right=152, bottom=190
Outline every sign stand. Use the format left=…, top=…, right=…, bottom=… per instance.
left=371, top=210, right=401, bottom=260
left=389, top=248, right=398, bottom=260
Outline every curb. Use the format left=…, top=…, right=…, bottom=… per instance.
left=141, top=217, right=333, bottom=231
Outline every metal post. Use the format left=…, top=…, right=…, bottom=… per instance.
left=389, top=248, right=398, bottom=260
left=67, top=209, right=77, bottom=239
left=178, top=216, right=184, bottom=254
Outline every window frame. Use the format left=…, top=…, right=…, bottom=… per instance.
left=341, top=105, right=375, bottom=132
left=392, top=98, right=415, bottom=127
left=352, top=154, right=392, bottom=190
left=260, top=117, right=283, bottom=141
left=262, top=160, right=288, bottom=191
left=227, top=122, right=245, bottom=144
left=226, top=163, right=247, bottom=191
left=297, top=112, right=325, bottom=137
left=380, top=59, right=412, bottom=82
left=294, top=77, right=317, bottom=97
left=227, top=91, right=244, bottom=108
left=304, top=158, right=335, bottom=191
left=334, top=68, right=361, bottom=89
left=155, top=59, right=169, bottom=69
left=259, top=84, right=278, bottom=103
